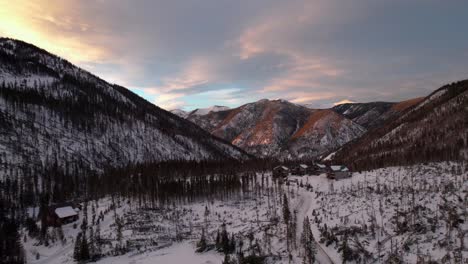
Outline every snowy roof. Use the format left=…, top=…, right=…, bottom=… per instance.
left=330, top=165, right=349, bottom=172
left=300, top=164, right=308, bottom=169
left=274, top=165, right=289, bottom=171
left=55, top=206, right=78, bottom=218
left=316, top=164, right=326, bottom=168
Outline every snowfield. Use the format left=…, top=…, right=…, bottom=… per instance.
left=23, top=162, right=467, bottom=263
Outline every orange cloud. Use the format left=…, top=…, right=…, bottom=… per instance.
left=333, top=99, right=355, bottom=106
left=0, top=0, right=111, bottom=64
left=153, top=92, right=186, bottom=110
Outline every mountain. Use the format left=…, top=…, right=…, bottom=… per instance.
left=333, top=80, right=468, bottom=170
left=171, top=106, right=230, bottom=119
left=170, top=109, right=189, bottom=118
left=188, top=105, right=230, bottom=117
left=0, top=38, right=248, bottom=177
left=332, top=97, right=424, bottom=129
left=185, top=99, right=365, bottom=158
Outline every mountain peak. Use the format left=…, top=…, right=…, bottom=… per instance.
left=189, top=105, right=230, bottom=116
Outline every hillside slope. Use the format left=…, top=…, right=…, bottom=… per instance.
left=0, top=38, right=248, bottom=177
left=332, top=98, right=424, bottom=129
left=333, top=80, right=468, bottom=170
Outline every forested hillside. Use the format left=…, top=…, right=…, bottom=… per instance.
left=334, top=80, right=468, bottom=170
left=0, top=38, right=248, bottom=181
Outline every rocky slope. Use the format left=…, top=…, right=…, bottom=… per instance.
left=183, top=99, right=366, bottom=158
left=0, top=38, right=248, bottom=178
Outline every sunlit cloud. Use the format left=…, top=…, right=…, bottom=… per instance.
left=153, top=92, right=186, bottom=110
left=0, top=0, right=112, bottom=64
left=2, top=0, right=468, bottom=110
left=333, top=99, right=356, bottom=106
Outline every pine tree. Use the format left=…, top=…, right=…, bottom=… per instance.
left=73, top=232, right=82, bottom=261
left=115, top=215, right=125, bottom=254
left=229, top=234, right=236, bottom=254
left=94, top=224, right=102, bottom=258
left=222, top=254, right=234, bottom=264
left=282, top=193, right=290, bottom=224
left=88, top=226, right=97, bottom=260
left=338, top=232, right=352, bottom=262
left=220, top=223, right=231, bottom=254
left=301, top=216, right=316, bottom=264
left=196, top=228, right=207, bottom=252
left=282, top=193, right=291, bottom=252
left=80, top=231, right=90, bottom=261
left=215, top=229, right=221, bottom=250
left=57, top=226, right=65, bottom=245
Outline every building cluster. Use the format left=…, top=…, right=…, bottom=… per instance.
left=273, top=163, right=351, bottom=180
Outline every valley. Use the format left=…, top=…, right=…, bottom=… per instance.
left=19, top=162, right=468, bottom=263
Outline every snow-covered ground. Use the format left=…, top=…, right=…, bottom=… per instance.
left=97, top=242, right=222, bottom=264
left=23, top=162, right=468, bottom=263
left=289, top=161, right=468, bottom=263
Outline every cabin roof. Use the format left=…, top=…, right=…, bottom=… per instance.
left=274, top=165, right=289, bottom=171
left=299, top=164, right=308, bottom=169
left=330, top=165, right=349, bottom=172
left=55, top=206, right=78, bottom=219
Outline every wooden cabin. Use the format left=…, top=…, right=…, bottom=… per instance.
left=327, top=165, right=351, bottom=180
left=310, top=163, right=327, bottom=175
left=43, top=202, right=80, bottom=226
left=291, top=164, right=309, bottom=176
left=273, top=166, right=290, bottom=178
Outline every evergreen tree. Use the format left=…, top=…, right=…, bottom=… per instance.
left=0, top=219, right=25, bottom=264
left=94, top=224, right=102, bottom=258
left=73, top=232, right=82, bottom=262
left=338, top=232, right=353, bottom=262
left=222, top=254, right=234, bottom=264
left=196, top=228, right=207, bottom=252
left=282, top=193, right=290, bottom=224
left=215, top=229, right=221, bottom=250
left=301, top=216, right=316, bottom=264
left=80, top=231, right=90, bottom=261
left=89, top=226, right=98, bottom=260
left=220, top=223, right=231, bottom=254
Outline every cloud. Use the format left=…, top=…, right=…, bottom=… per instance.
left=2, top=0, right=468, bottom=110
left=153, top=92, right=186, bottom=110
left=333, top=99, right=356, bottom=106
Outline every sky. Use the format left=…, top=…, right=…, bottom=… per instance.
left=1, top=0, right=468, bottom=110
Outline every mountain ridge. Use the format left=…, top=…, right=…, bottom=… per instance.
left=181, top=99, right=366, bottom=158
left=333, top=80, right=468, bottom=170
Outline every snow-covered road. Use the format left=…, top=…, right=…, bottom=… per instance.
left=294, top=189, right=335, bottom=264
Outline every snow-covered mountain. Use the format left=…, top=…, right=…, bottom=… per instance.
left=0, top=38, right=248, bottom=177
left=188, top=105, right=230, bottom=116
left=171, top=106, right=230, bottom=119
left=170, top=108, right=189, bottom=118
left=185, top=99, right=365, bottom=158
left=334, top=80, right=468, bottom=170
